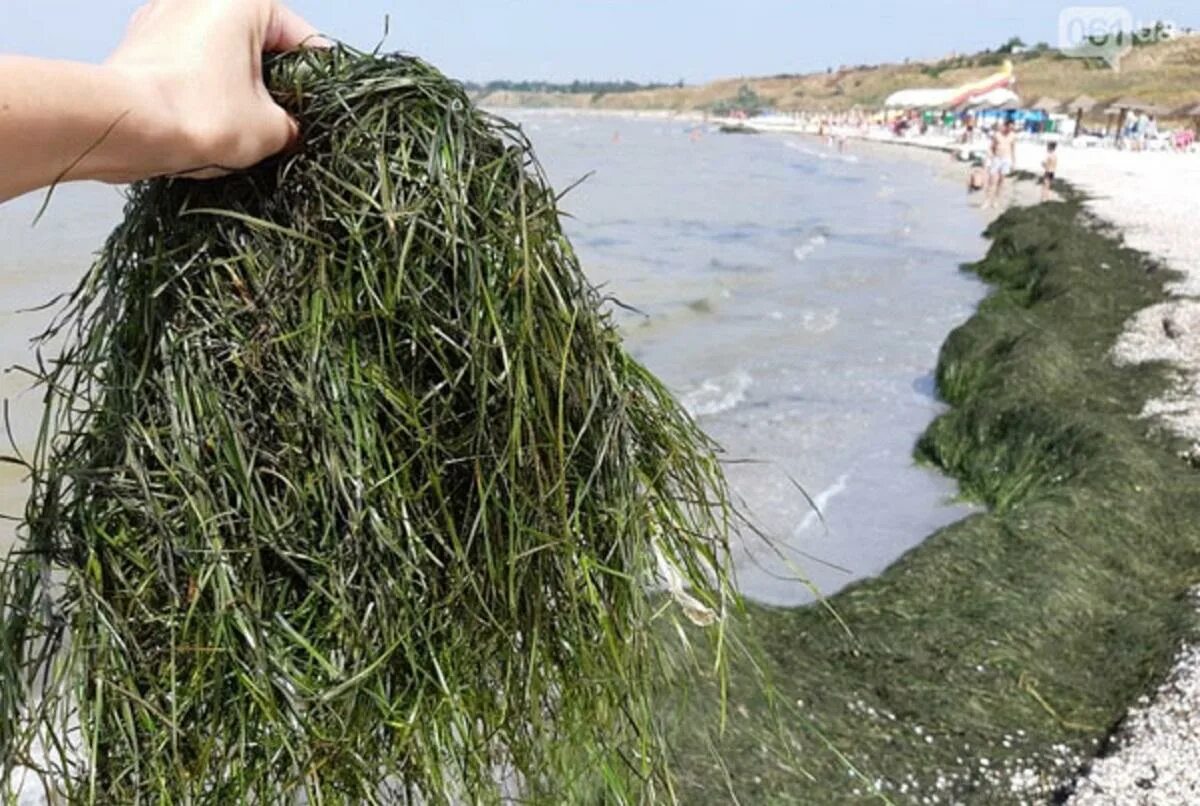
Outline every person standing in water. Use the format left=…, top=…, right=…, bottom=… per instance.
left=984, top=119, right=1017, bottom=209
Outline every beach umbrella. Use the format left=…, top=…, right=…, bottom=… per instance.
left=1029, top=96, right=1063, bottom=112
left=1065, top=95, right=1099, bottom=138
left=1065, top=94, right=1099, bottom=112
left=1106, top=97, right=1168, bottom=116
left=1104, top=98, right=1168, bottom=143
left=1183, top=103, right=1200, bottom=137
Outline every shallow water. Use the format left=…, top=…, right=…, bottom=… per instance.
left=514, top=113, right=988, bottom=605
left=0, top=183, right=129, bottom=554
left=0, top=117, right=987, bottom=606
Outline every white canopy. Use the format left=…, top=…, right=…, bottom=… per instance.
left=885, top=86, right=1020, bottom=110
left=884, top=89, right=958, bottom=109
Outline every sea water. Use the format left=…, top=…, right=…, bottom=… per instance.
left=0, top=114, right=988, bottom=606
left=515, top=113, right=989, bottom=605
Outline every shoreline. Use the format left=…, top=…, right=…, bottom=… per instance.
left=782, top=127, right=1200, bottom=804
left=500, top=104, right=1200, bottom=460
left=582, top=109, right=1200, bottom=800
left=779, top=123, right=1200, bottom=803
left=674, top=188, right=1200, bottom=804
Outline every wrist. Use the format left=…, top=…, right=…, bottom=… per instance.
left=78, top=64, right=186, bottom=184
left=0, top=55, right=207, bottom=203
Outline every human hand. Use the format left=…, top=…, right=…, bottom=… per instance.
left=105, top=0, right=327, bottom=180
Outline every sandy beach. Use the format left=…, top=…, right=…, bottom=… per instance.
left=1016, top=146, right=1200, bottom=806
left=596, top=108, right=1200, bottom=800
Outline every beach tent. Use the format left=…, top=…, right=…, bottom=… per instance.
left=974, top=107, right=1024, bottom=126
left=884, top=60, right=1015, bottom=109
left=964, top=88, right=1021, bottom=109
left=884, top=88, right=956, bottom=109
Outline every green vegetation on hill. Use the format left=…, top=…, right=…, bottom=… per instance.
left=708, top=84, right=766, bottom=116
left=671, top=197, right=1200, bottom=803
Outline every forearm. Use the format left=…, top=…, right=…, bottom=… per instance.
left=0, top=57, right=173, bottom=203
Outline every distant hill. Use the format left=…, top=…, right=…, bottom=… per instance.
left=474, top=35, right=1200, bottom=118
left=462, top=79, right=682, bottom=95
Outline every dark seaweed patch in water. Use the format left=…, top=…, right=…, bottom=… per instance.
left=911, top=370, right=939, bottom=400
left=581, top=235, right=629, bottom=249
left=711, top=228, right=756, bottom=243
left=670, top=197, right=1200, bottom=803
left=706, top=258, right=770, bottom=274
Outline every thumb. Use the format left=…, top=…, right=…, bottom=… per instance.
left=245, top=96, right=301, bottom=167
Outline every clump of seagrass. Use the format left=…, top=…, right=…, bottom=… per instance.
left=0, top=48, right=736, bottom=803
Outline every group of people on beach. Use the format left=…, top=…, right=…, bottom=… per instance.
left=1119, top=111, right=1159, bottom=150
left=964, top=118, right=1057, bottom=207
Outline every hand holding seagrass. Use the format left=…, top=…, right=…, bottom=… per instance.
left=0, top=0, right=324, bottom=202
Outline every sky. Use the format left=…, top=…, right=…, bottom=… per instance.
left=1, top=1, right=1196, bottom=84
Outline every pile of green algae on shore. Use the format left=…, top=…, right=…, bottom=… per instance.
left=671, top=196, right=1200, bottom=803
left=0, top=49, right=743, bottom=803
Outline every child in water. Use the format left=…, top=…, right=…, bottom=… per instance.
left=966, top=158, right=987, bottom=194
left=1041, top=142, right=1058, bottom=202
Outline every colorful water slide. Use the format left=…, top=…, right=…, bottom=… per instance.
left=884, top=60, right=1016, bottom=109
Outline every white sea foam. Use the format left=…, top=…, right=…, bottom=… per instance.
left=681, top=370, right=752, bottom=418
left=800, top=307, right=840, bottom=334
left=793, top=233, right=828, bottom=263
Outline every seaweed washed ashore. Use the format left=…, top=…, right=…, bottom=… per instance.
left=671, top=195, right=1200, bottom=803
left=0, top=50, right=741, bottom=803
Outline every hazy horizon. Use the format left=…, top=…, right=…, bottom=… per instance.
left=1, top=1, right=1197, bottom=85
